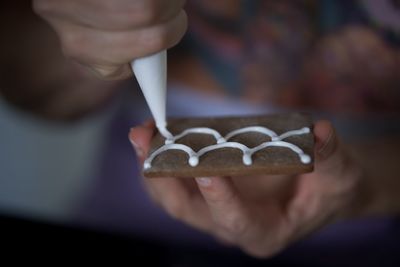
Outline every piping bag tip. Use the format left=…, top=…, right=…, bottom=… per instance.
left=131, top=50, right=172, bottom=139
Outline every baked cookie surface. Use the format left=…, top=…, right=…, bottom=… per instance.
left=144, top=113, right=314, bottom=178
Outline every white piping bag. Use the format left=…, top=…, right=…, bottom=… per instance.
left=131, top=50, right=172, bottom=139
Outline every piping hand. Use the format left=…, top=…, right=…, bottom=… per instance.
left=33, top=0, right=187, bottom=80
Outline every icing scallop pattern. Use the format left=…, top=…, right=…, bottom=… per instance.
left=144, top=126, right=311, bottom=169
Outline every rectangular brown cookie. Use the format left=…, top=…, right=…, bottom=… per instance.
left=143, top=113, right=314, bottom=178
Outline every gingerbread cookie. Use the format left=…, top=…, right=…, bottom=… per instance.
left=143, top=113, right=314, bottom=178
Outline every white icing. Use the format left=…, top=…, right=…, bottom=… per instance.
left=225, top=126, right=278, bottom=141
left=144, top=143, right=197, bottom=169
left=158, top=125, right=174, bottom=140
left=165, top=127, right=225, bottom=145
left=196, top=142, right=251, bottom=165
left=144, top=125, right=312, bottom=169
left=249, top=141, right=311, bottom=164
left=277, top=127, right=310, bottom=141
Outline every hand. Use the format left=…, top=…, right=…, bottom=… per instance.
left=33, top=0, right=187, bottom=79
left=129, top=120, right=368, bottom=258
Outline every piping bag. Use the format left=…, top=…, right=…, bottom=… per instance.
left=131, top=51, right=173, bottom=139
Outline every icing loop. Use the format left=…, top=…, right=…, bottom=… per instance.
left=144, top=126, right=312, bottom=169
left=277, top=127, right=310, bottom=141
left=144, top=143, right=196, bottom=169
left=225, top=126, right=278, bottom=140
left=165, top=127, right=225, bottom=145
left=196, top=142, right=250, bottom=166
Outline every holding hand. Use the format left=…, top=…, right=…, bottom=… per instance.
left=129, top=121, right=369, bottom=258
left=33, top=0, right=187, bottom=79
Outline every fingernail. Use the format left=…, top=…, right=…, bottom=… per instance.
left=318, top=129, right=336, bottom=159
left=129, top=137, right=144, bottom=158
left=195, top=177, right=212, bottom=187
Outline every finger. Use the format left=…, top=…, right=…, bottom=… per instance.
left=313, top=120, right=348, bottom=175
left=146, top=177, right=213, bottom=232
left=35, top=0, right=186, bottom=31
left=51, top=11, right=187, bottom=79
left=129, top=121, right=163, bottom=203
left=287, top=120, right=361, bottom=232
left=129, top=120, right=155, bottom=161
left=285, top=121, right=339, bottom=222
left=129, top=123, right=213, bottom=232
left=195, top=176, right=251, bottom=240
left=55, top=11, right=187, bottom=63
left=314, top=120, right=337, bottom=159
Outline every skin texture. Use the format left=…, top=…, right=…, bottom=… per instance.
left=129, top=120, right=372, bottom=258
left=33, top=0, right=187, bottom=80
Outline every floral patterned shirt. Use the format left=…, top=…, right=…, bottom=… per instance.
left=185, top=0, right=400, bottom=114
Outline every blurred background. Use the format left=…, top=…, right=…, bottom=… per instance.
left=1, top=0, right=399, bottom=265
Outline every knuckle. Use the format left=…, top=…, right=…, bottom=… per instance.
left=207, top=188, right=237, bottom=206
left=164, top=198, right=186, bottom=220
left=217, top=213, right=248, bottom=236
left=59, top=31, right=85, bottom=60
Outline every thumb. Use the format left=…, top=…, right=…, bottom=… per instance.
left=313, top=120, right=345, bottom=174
left=314, top=120, right=338, bottom=158
left=286, top=121, right=356, bottom=227
left=312, top=120, right=363, bottom=199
